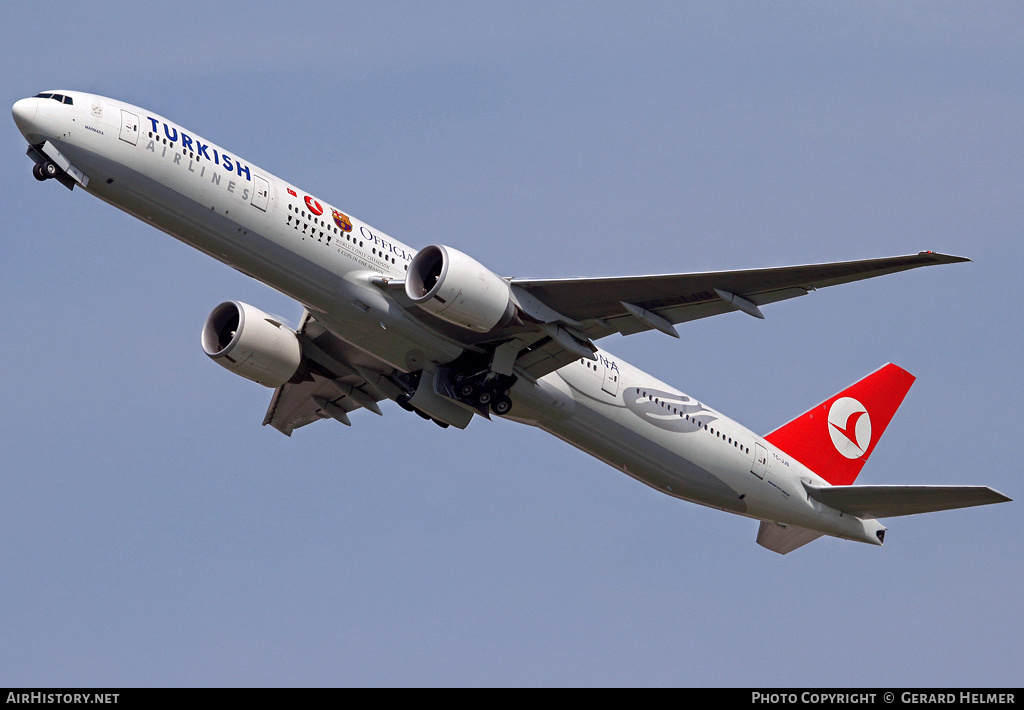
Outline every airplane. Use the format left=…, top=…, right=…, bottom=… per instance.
left=11, top=90, right=1010, bottom=554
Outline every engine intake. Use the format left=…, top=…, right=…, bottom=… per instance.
left=405, top=244, right=516, bottom=332
left=201, top=301, right=302, bottom=388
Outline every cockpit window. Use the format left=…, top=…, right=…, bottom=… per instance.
left=32, top=93, right=71, bottom=105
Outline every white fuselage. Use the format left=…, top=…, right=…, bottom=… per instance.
left=12, top=91, right=883, bottom=546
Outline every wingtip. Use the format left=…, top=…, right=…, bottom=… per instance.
left=918, top=251, right=971, bottom=264
left=990, top=489, right=1013, bottom=504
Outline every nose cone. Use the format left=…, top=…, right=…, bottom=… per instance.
left=12, top=97, right=38, bottom=137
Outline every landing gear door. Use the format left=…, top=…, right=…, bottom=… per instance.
left=251, top=175, right=270, bottom=212
left=119, top=110, right=139, bottom=145
left=751, top=443, right=768, bottom=479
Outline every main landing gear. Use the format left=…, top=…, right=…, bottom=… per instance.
left=437, top=353, right=517, bottom=417
left=450, top=371, right=514, bottom=416
left=32, top=160, right=59, bottom=181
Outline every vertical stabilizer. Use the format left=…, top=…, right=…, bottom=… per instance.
left=764, top=363, right=915, bottom=485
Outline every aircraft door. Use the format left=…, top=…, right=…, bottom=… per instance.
left=119, top=110, right=139, bottom=145
left=251, top=175, right=270, bottom=211
left=751, top=443, right=767, bottom=479
left=601, top=363, right=620, bottom=397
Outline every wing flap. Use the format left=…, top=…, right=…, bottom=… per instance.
left=803, top=483, right=1012, bottom=519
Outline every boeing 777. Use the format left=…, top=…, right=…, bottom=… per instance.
left=11, top=90, right=1009, bottom=554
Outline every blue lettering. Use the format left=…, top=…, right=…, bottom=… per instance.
left=147, top=117, right=159, bottom=133
left=213, top=148, right=219, bottom=165
left=195, top=141, right=211, bottom=160
left=222, top=154, right=233, bottom=172
left=180, top=132, right=194, bottom=152
left=236, top=162, right=250, bottom=181
left=163, top=123, right=178, bottom=142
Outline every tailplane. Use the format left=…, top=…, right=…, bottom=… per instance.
left=765, top=363, right=915, bottom=485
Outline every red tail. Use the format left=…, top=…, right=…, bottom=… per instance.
left=764, top=363, right=915, bottom=485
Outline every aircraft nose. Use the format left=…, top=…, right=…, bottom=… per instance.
left=12, top=98, right=38, bottom=134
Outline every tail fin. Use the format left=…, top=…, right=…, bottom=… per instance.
left=764, top=363, right=915, bottom=485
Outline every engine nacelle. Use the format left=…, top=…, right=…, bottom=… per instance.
left=201, top=301, right=302, bottom=388
left=405, top=244, right=516, bottom=332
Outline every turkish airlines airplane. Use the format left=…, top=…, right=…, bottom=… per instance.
left=12, top=90, right=1009, bottom=554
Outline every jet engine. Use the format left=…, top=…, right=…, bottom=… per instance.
left=201, top=301, right=302, bottom=388
left=405, top=244, right=517, bottom=333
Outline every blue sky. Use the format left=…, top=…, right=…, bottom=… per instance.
left=1, top=2, right=1021, bottom=686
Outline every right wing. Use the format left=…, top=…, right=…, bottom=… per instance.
left=376, top=250, right=969, bottom=382
left=510, top=251, right=969, bottom=340
left=504, top=251, right=968, bottom=379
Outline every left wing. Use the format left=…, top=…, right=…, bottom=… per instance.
left=263, top=311, right=397, bottom=435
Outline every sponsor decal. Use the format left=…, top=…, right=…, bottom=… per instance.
left=304, top=195, right=323, bottom=216
left=623, top=387, right=717, bottom=433
left=827, top=397, right=871, bottom=459
left=332, top=209, right=353, bottom=232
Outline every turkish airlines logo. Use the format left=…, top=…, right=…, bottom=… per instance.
left=827, top=397, right=872, bottom=459
left=304, top=195, right=323, bottom=216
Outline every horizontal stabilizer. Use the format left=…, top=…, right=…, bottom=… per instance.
left=756, top=522, right=823, bottom=555
left=803, top=483, right=1011, bottom=519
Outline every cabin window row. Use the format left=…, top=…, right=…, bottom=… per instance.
left=638, top=390, right=750, bottom=455
left=285, top=204, right=406, bottom=269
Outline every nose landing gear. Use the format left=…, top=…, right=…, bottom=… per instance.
left=32, top=160, right=59, bottom=181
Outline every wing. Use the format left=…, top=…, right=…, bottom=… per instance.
left=493, top=251, right=968, bottom=379
left=511, top=251, right=969, bottom=340
left=374, top=250, right=968, bottom=384
left=263, top=310, right=399, bottom=436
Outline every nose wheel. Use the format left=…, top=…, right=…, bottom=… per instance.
left=32, top=161, right=59, bottom=181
